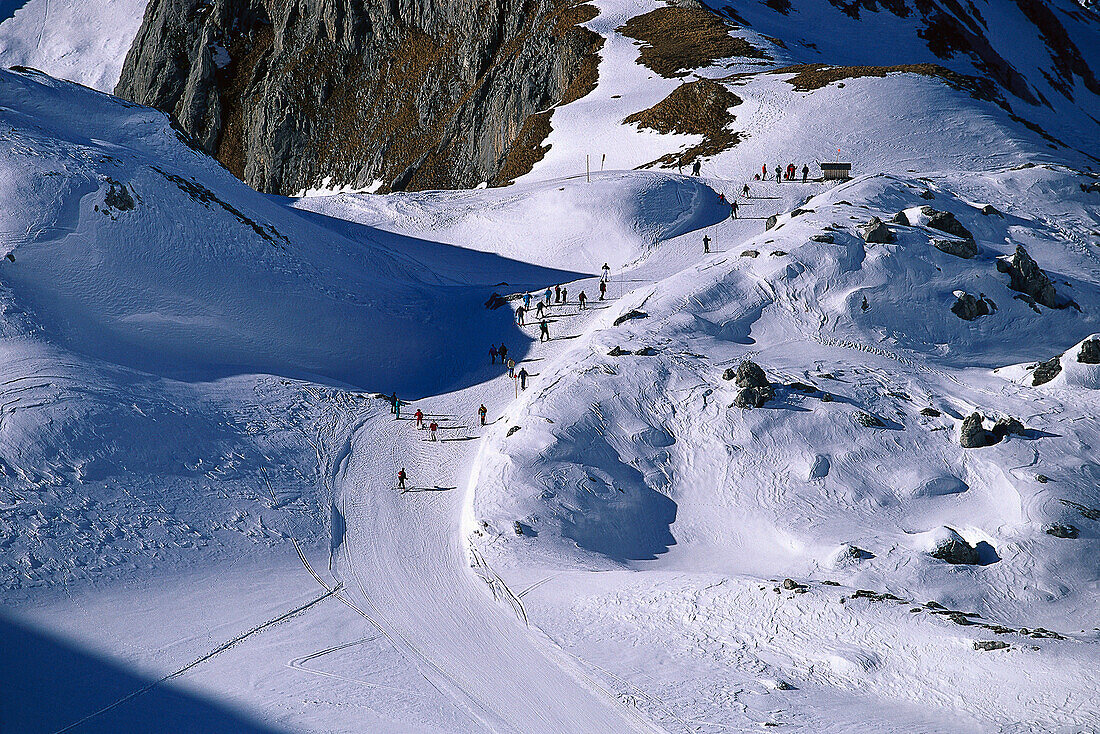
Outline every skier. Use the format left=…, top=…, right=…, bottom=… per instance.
left=561, top=286, right=567, bottom=304
left=742, top=183, right=750, bottom=198
left=499, top=343, right=508, bottom=363
left=554, top=284, right=561, bottom=303
left=703, top=234, right=711, bottom=254
left=761, top=163, right=767, bottom=180
left=536, top=300, right=545, bottom=318
left=394, top=399, right=401, bottom=420
left=518, top=368, right=529, bottom=390
left=523, top=291, right=531, bottom=309
left=599, top=280, right=607, bottom=300
left=516, top=305, right=526, bottom=325
left=787, top=163, right=795, bottom=180
left=429, top=421, right=439, bottom=441
left=731, top=199, right=739, bottom=219
left=802, top=164, right=809, bottom=182
left=775, top=165, right=782, bottom=183
left=489, top=345, right=498, bottom=364
left=544, top=287, right=552, bottom=305
left=415, top=408, right=424, bottom=429
left=389, top=392, right=398, bottom=414
left=478, top=404, right=488, bottom=425
left=507, top=358, right=515, bottom=378
left=692, top=159, right=701, bottom=176
left=397, top=467, right=407, bottom=492
left=718, top=192, right=727, bottom=204
left=602, top=263, right=610, bottom=281
left=578, top=291, right=588, bottom=309
left=539, top=319, right=550, bottom=342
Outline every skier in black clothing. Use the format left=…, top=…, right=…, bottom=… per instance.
left=731, top=199, right=739, bottom=219
left=802, top=164, right=809, bottom=182
left=692, top=159, right=701, bottom=176
left=578, top=291, right=587, bottom=309
left=518, top=368, right=529, bottom=390
left=599, top=280, right=607, bottom=300
left=775, top=165, right=782, bottom=183
left=742, top=183, right=750, bottom=197
left=478, top=404, right=488, bottom=425
left=703, top=235, right=711, bottom=254
left=536, top=301, right=545, bottom=318
left=499, top=343, right=508, bottom=363
left=397, top=468, right=407, bottom=492
left=516, top=305, right=526, bottom=325
left=389, top=393, right=398, bottom=414
left=539, top=319, right=550, bottom=342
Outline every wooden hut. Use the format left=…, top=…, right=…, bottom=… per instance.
left=820, top=162, right=852, bottom=181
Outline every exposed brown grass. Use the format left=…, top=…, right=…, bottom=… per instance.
left=624, top=78, right=742, bottom=169
left=771, top=62, right=997, bottom=100
left=216, top=25, right=275, bottom=181
left=491, top=111, right=555, bottom=186
left=617, top=6, right=765, bottom=79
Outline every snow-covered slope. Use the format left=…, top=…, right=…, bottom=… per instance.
left=0, top=0, right=147, bottom=92
left=5, top=1, right=1100, bottom=732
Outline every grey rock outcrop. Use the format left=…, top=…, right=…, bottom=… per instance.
left=1078, top=337, right=1100, bottom=364
left=854, top=411, right=885, bottom=428
left=930, top=532, right=980, bottom=564
left=860, top=217, right=895, bottom=244
left=1032, top=356, right=1062, bottom=386
left=1044, top=523, right=1079, bottom=539
left=980, top=204, right=1003, bottom=216
left=613, top=309, right=649, bottom=326
left=116, top=0, right=604, bottom=195
left=891, top=210, right=909, bottom=225
left=996, top=245, right=1061, bottom=308
left=809, top=233, right=834, bottom=243
left=932, top=237, right=978, bottom=259
left=951, top=292, right=994, bottom=320
left=990, top=416, right=1025, bottom=441
left=959, top=412, right=989, bottom=448
left=729, top=360, right=773, bottom=409
left=923, top=207, right=974, bottom=241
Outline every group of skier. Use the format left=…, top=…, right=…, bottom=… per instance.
left=757, top=162, right=811, bottom=183
left=397, top=266, right=621, bottom=492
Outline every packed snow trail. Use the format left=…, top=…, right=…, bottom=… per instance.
left=323, top=171, right=813, bottom=733
left=332, top=393, right=660, bottom=732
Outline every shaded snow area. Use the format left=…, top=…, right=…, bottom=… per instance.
left=0, top=0, right=148, bottom=92
left=4, top=0, right=1100, bottom=731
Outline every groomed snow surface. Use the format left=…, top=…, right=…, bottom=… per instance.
left=4, top=0, right=1100, bottom=731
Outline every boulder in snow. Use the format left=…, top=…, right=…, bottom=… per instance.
left=996, top=245, right=1062, bottom=308
left=809, top=233, right=834, bottom=243
left=854, top=411, right=885, bottom=428
left=980, top=204, right=1003, bottom=217
left=990, top=417, right=1026, bottom=441
left=741, top=249, right=760, bottom=258
left=932, top=236, right=977, bottom=259
left=733, top=385, right=773, bottom=409
left=926, top=527, right=980, bottom=565
left=959, top=412, right=989, bottom=448
left=1078, top=337, right=1100, bottom=364
left=891, top=210, right=909, bottom=225
left=1031, top=356, right=1063, bottom=386
left=1044, top=523, right=1079, bottom=539
left=765, top=214, right=778, bottom=230
left=733, top=360, right=768, bottom=389
left=860, top=217, right=895, bottom=244
left=922, top=207, right=975, bottom=242
left=951, top=291, right=994, bottom=320
left=613, top=309, right=649, bottom=326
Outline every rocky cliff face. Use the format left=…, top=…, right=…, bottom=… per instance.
left=116, top=0, right=602, bottom=194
